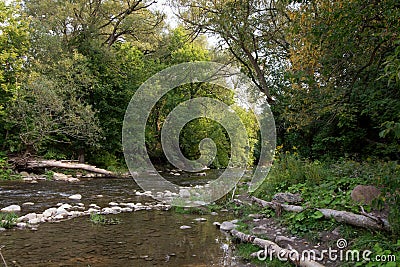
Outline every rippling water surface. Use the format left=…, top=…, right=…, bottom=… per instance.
left=0, top=171, right=249, bottom=266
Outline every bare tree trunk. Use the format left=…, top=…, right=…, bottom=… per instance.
left=78, top=149, right=85, bottom=164
left=26, top=160, right=114, bottom=176
left=229, top=229, right=325, bottom=267
left=251, top=196, right=391, bottom=231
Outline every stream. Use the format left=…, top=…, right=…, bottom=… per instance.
left=0, top=170, right=251, bottom=266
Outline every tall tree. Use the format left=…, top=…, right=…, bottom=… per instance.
left=25, top=0, right=165, bottom=48
left=173, top=0, right=289, bottom=103
left=0, top=0, right=30, bottom=150
left=285, top=0, right=400, bottom=158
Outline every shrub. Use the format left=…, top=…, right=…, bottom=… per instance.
left=0, top=212, right=18, bottom=229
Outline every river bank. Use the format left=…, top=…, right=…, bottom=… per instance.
left=1, top=160, right=399, bottom=266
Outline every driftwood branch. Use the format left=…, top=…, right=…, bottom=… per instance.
left=26, top=160, right=114, bottom=177
left=229, top=229, right=325, bottom=267
left=251, top=196, right=391, bottom=231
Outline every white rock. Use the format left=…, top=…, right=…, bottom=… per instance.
left=77, top=203, right=85, bottom=207
left=67, top=178, right=80, bottom=183
left=28, top=218, right=41, bottom=224
left=174, top=173, right=181, bottom=176
left=111, top=206, right=122, bottom=212
left=121, top=207, right=133, bottom=212
left=210, top=212, right=218, bottom=216
left=56, top=207, right=69, bottom=215
left=87, top=208, right=99, bottom=214
left=179, top=189, right=191, bottom=198
left=180, top=225, right=192, bottom=230
left=53, top=214, right=65, bottom=220
left=59, top=204, right=72, bottom=210
left=124, top=203, right=136, bottom=208
left=109, top=202, right=119, bottom=206
left=53, top=172, right=69, bottom=181
left=96, top=194, right=103, bottom=198
left=1, top=205, right=21, bottom=212
left=20, top=171, right=30, bottom=177
left=144, top=191, right=153, bottom=196
left=23, top=177, right=33, bottom=182
left=42, top=208, right=57, bottom=218
left=69, top=211, right=83, bottom=217
left=194, top=218, right=207, bottom=222
left=134, top=206, right=146, bottom=211
left=20, top=213, right=37, bottom=222
left=68, top=194, right=82, bottom=200
left=22, top=202, right=35, bottom=206
left=220, top=221, right=236, bottom=231
left=89, top=204, right=100, bottom=209
left=17, top=222, right=27, bottom=228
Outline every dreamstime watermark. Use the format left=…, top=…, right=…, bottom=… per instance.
left=122, top=62, right=276, bottom=207
left=256, top=238, right=397, bottom=263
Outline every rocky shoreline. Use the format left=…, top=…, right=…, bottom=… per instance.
left=1, top=195, right=171, bottom=231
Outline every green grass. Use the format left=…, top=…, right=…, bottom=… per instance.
left=171, top=206, right=207, bottom=215
left=254, top=153, right=400, bottom=239
left=246, top=152, right=400, bottom=266
left=0, top=212, right=18, bottom=229
left=45, top=170, right=54, bottom=180
left=89, top=213, right=121, bottom=225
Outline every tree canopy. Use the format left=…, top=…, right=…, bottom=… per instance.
left=0, top=0, right=398, bottom=167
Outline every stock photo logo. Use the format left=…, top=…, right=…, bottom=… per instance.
left=122, top=62, right=276, bottom=207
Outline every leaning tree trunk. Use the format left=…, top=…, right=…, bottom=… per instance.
left=251, top=196, right=391, bottom=231
left=26, top=160, right=114, bottom=177
left=229, top=229, right=325, bottom=267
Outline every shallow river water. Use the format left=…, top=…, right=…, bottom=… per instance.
left=0, top=172, right=250, bottom=266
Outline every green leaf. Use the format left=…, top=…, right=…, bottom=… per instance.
left=311, top=210, right=324, bottom=219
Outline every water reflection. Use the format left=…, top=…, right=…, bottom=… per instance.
left=0, top=173, right=249, bottom=266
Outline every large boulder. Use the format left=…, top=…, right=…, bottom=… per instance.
left=220, top=221, right=237, bottom=231
left=1, top=205, right=21, bottom=212
left=351, top=185, right=381, bottom=205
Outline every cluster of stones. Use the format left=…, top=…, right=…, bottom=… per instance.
left=134, top=185, right=212, bottom=206
left=0, top=193, right=171, bottom=230
left=18, top=171, right=109, bottom=183
left=19, top=171, right=48, bottom=183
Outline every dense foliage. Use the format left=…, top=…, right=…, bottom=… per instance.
left=0, top=0, right=398, bottom=166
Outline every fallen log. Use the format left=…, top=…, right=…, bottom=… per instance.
left=26, top=160, right=114, bottom=177
left=251, top=196, right=391, bottom=231
left=230, top=229, right=325, bottom=267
